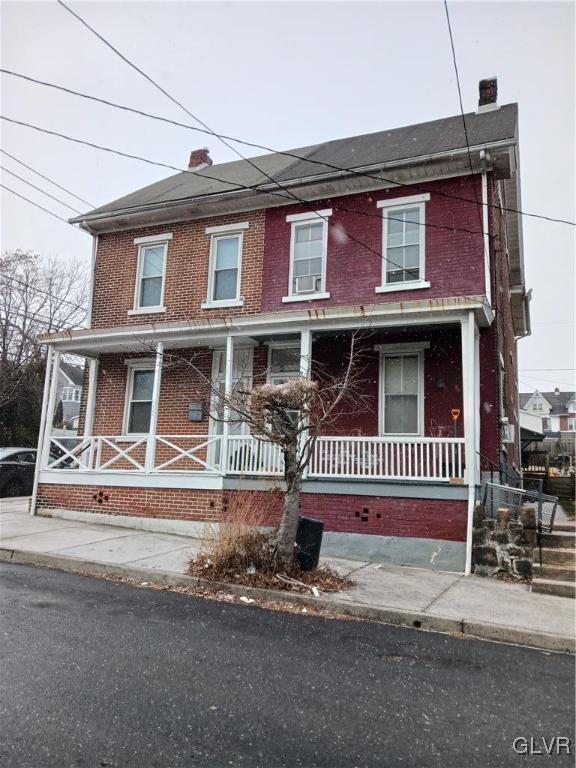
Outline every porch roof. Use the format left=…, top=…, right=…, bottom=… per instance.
left=40, top=296, right=492, bottom=356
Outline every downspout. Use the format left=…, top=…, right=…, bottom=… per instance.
left=479, top=150, right=492, bottom=307
left=30, top=346, right=53, bottom=516
left=86, top=234, right=98, bottom=327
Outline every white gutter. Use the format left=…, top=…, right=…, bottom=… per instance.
left=479, top=150, right=492, bottom=306
left=86, top=234, right=98, bottom=326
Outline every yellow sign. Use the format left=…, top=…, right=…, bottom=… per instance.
left=451, top=409, right=461, bottom=421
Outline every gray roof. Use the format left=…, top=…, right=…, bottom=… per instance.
left=74, top=104, right=518, bottom=220
left=60, top=362, right=84, bottom=387
left=519, top=390, right=576, bottom=415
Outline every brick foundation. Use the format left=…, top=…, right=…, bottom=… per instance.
left=36, top=483, right=467, bottom=542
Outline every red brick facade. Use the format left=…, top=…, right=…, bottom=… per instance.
left=91, top=211, right=265, bottom=328
left=36, top=484, right=467, bottom=542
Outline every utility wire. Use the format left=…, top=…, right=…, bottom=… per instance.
left=0, top=272, right=87, bottom=313
left=0, top=164, right=82, bottom=213
left=2, top=113, right=500, bottom=301
left=1, top=306, right=85, bottom=331
left=1, top=182, right=75, bottom=225
left=443, top=0, right=489, bottom=272
left=0, top=147, right=93, bottom=207
left=3, top=66, right=574, bottom=228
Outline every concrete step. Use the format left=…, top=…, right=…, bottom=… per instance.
left=532, top=578, right=575, bottom=599
left=533, top=563, right=576, bottom=582
left=555, top=523, right=576, bottom=533
left=538, top=548, right=576, bottom=566
left=540, top=532, right=576, bottom=549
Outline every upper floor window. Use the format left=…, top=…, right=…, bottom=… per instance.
left=376, top=194, right=430, bottom=294
left=62, top=386, right=81, bottom=402
left=202, top=222, right=248, bottom=309
left=130, top=233, right=172, bottom=315
left=283, top=210, right=332, bottom=303
left=568, top=418, right=576, bottom=431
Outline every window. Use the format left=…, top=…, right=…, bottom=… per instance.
left=284, top=210, right=331, bottom=302
left=62, top=386, right=81, bottom=402
left=542, top=418, right=551, bottom=431
left=568, top=418, right=576, bottom=431
left=131, top=233, right=171, bottom=314
left=208, top=234, right=242, bottom=304
left=379, top=349, right=424, bottom=435
left=124, top=366, right=155, bottom=434
left=268, top=344, right=301, bottom=384
left=376, top=194, right=430, bottom=292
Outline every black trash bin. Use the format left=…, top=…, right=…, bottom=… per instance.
left=296, top=516, right=324, bottom=571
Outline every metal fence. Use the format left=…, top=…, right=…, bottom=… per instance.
left=482, top=481, right=559, bottom=534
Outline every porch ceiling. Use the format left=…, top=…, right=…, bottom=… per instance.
left=40, top=296, right=493, bottom=356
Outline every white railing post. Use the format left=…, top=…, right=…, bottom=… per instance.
left=221, top=335, right=234, bottom=475
left=30, top=346, right=54, bottom=515
left=84, top=357, right=99, bottom=470
left=144, top=341, right=164, bottom=473
left=462, top=311, right=478, bottom=575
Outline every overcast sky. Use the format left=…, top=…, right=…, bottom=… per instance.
left=1, top=0, right=574, bottom=394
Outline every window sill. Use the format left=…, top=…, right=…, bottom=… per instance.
left=201, top=298, right=244, bottom=310
left=281, top=292, right=331, bottom=303
left=375, top=281, right=430, bottom=294
left=128, top=306, right=166, bottom=316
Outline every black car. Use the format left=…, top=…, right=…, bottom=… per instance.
left=0, top=447, right=38, bottom=497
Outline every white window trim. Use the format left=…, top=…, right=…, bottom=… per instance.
left=133, top=232, right=173, bottom=245
left=284, top=210, right=332, bottom=302
left=132, top=239, right=169, bottom=313
left=203, top=230, right=245, bottom=309
left=205, top=222, right=249, bottom=235
left=122, top=361, right=156, bottom=437
left=376, top=194, right=429, bottom=293
left=378, top=345, right=425, bottom=436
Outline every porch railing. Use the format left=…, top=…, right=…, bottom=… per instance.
left=310, top=436, right=465, bottom=482
left=46, top=435, right=222, bottom=474
left=45, top=434, right=465, bottom=482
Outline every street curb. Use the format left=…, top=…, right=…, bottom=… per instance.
left=1, top=547, right=574, bottom=654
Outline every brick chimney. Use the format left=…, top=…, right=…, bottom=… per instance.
left=188, top=148, right=212, bottom=170
left=477, top=77, right=498, bottom=112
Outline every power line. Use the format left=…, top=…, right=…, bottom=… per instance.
left=0, top=114, right=490, bottom=243
left=1, top=306, right=85, bottom=331
left=2, top=113, right=501, bottom=301
left=0, top=148, right=93, bottom=207
left=443, top=0, right=488, bottom=276
left=0, top=164, right=82, bottom=213
left=3, top=67, right=574, bottom=229
left=0, top=273, right=87, bottom=313
left=1, top=182, right=73, bottom=224
left=59, top=0, right=476, bottom=284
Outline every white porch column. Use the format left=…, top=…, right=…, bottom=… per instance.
left=144, top=342, right=164, bottom=472
left=299, top=328, right=312, bottom=379
left=41, top=349, right=61, bottom=469
left=300, top=329, right=312, bottom=478
left=461, top=311, right=478, bottom=575
left=83, top=357, right=99, bottom=471
left=220, top=335, right=235, bottom=475
left=29, top=347, right=54, bottom=516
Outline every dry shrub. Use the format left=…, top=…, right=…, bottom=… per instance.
left=188, top=488, right=351, bottom=593
left=189, top=489, right=278, bottom=580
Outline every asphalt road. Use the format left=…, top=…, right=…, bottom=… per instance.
left=0, top=564, right=574, bottom=768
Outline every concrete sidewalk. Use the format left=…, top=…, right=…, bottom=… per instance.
left=1, top=501, right=574, bottom=653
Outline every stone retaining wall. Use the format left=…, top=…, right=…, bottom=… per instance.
left=472, top=504, right=537, bottom=580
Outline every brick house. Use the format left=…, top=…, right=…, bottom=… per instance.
left=32, top=78, right=531, bottom=573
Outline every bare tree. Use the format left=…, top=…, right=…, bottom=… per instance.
left=155, top=331, right=372, bottom=570
left=0, top=250, right=88, bottom=441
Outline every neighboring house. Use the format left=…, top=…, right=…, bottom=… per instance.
left=56, top=362, right=84, bottom=430
left=519, top=389, right=576, bottom=437
left=33, top=78, right=531, bottom=574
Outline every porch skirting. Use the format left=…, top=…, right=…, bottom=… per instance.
left=36, top=481, right=467, bottom=571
